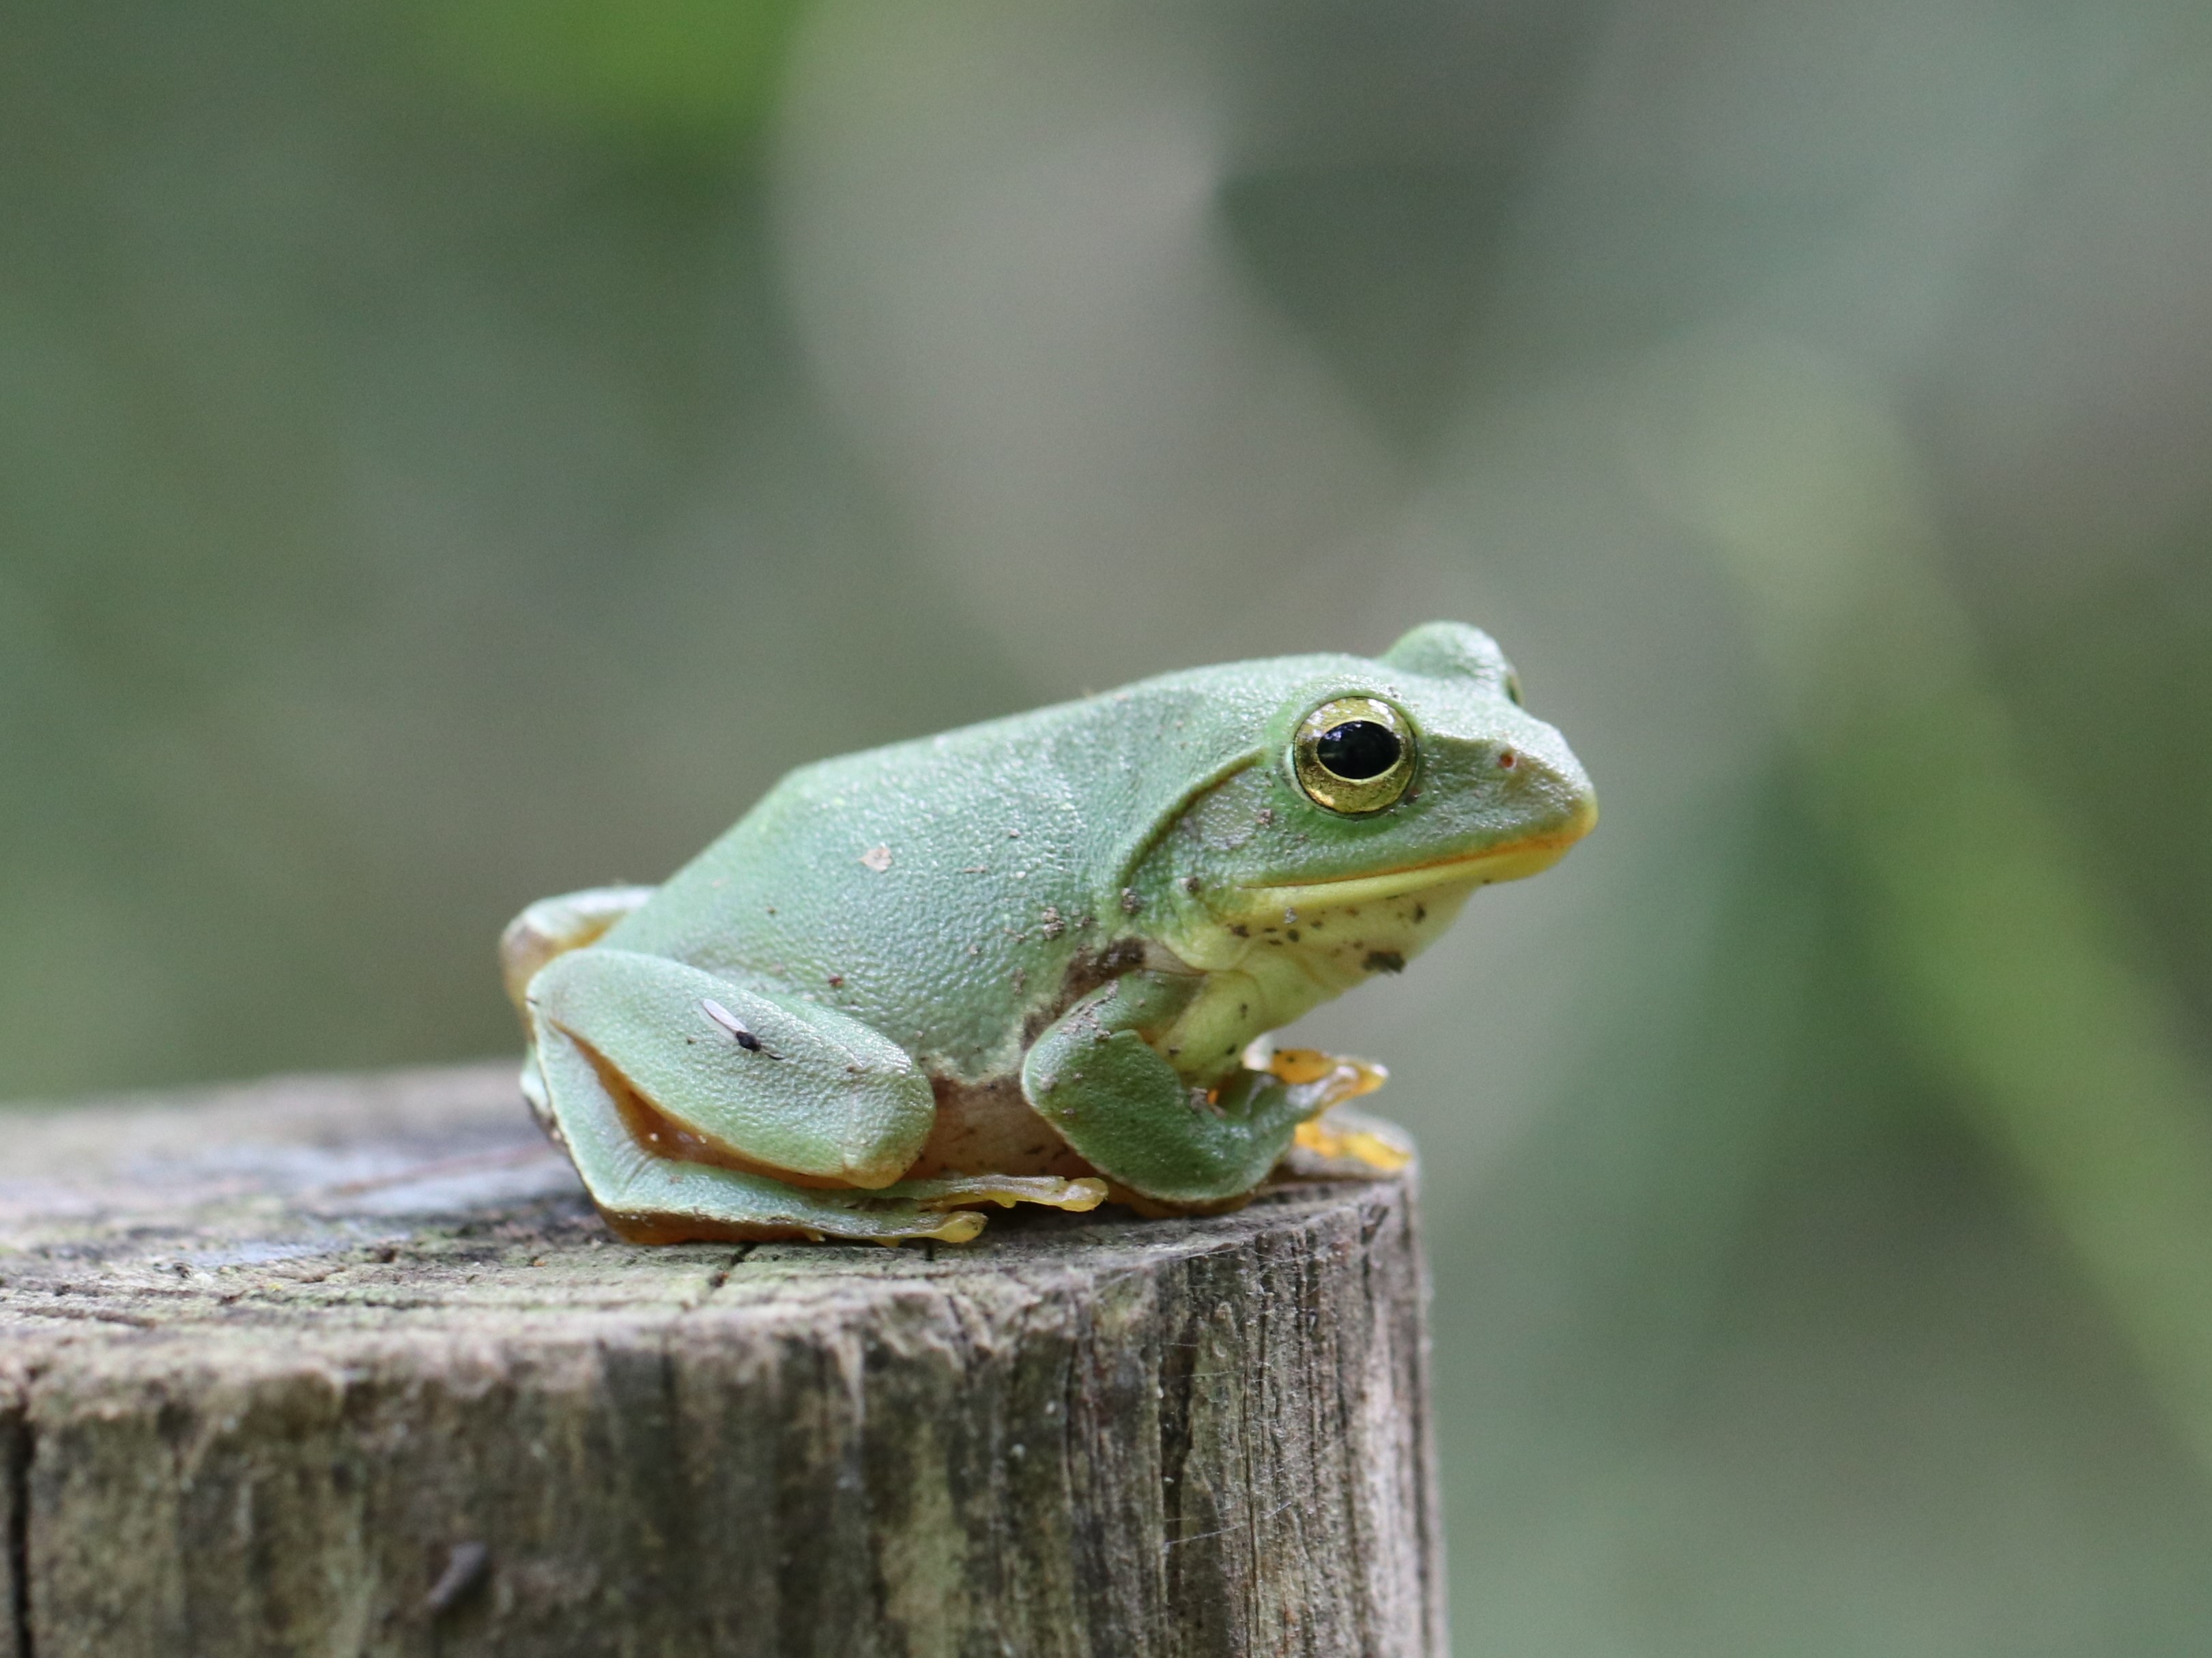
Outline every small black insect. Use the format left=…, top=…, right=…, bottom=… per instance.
left=701, top=998, right=783, bottom=1058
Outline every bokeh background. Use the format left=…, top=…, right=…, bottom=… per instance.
left=8, top=0, right=2212, bottom=1648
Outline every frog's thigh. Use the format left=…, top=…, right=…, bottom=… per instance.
left=529, top=1010, right=986, bottom=1244
left=529, top=947, right=934, bottom=1189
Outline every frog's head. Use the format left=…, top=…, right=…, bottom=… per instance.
left=1131, top=621, right=1596, bottom=980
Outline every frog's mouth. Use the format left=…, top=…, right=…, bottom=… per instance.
left=1237, top=802, right=1597, bottom=914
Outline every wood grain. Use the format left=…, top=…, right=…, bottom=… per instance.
left=0, top=1062, right=1445, bottom=1657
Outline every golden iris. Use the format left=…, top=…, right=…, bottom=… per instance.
left=1291, top=697, right=1416, bottom=815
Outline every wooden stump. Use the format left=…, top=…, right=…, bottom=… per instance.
left=0, top=1062, right=1446, bottom=1658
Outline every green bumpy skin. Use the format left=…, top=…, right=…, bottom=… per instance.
left=501, top=621, right=1596, bottom=1244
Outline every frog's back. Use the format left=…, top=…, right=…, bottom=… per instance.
left=604, top=654, right=1362, bottom=1081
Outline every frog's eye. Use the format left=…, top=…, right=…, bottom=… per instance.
left=1291, top=697, right=1416, bottom=815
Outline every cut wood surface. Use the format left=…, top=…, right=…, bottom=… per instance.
left=0, top=1062, right=1445, bottom=1658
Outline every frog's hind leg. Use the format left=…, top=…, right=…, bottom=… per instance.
left=526, top=947, right=1104, bottom=1244
left=504, top=885, right=657, bottom=1137
left=530, top=1015, right=997, bottom=1242
left=500, top=884, right=657, bottom=1012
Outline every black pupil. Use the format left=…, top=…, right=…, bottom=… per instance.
left=1315, top=721, right=1401, bottom=781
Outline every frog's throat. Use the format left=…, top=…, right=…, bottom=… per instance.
left=1231, top=813, right=1594, bottom=916
left=1151, top=867, right=1483, bottom=1085
left=1147, top=816, right=1596, bottom=1088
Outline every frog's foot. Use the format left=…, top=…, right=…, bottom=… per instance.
left=892, top=1173, right=1110, bottom=1213
left=1254, top=1046, right=1409, bottom=1178
left=594, top=1154, right=998, bottom=1245
left=1288, top=1107, right=1415, bottom=1177
left=1259, top=1045, right=1390, bottom=1114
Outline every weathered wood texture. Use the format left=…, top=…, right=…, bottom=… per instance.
left=0, top=1063, right=1445, bottom=1658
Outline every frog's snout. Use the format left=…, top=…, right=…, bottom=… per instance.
left=1556, top=782, right=1600, bottom=845
left=1489, top=731, right=1598, bottom=848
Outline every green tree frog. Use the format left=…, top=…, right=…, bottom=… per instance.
left=500, top=622, right=1595, bottom=1244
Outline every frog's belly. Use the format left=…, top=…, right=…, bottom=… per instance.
left=910, top=1075, right=1098, bottom=1182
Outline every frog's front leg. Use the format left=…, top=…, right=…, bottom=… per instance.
left=528, top=948, right=1104, bottom=1243
left=1020, top=971, right=1375, bottom=1206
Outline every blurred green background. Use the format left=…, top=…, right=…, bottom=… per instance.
left=8, top=0, right=2212, bottom=1648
